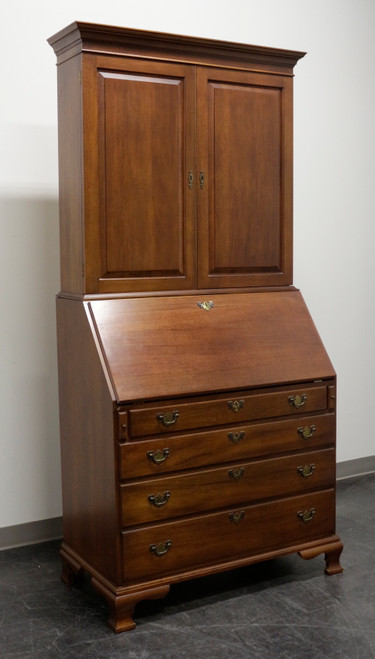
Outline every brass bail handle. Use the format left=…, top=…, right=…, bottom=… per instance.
left=297, top=508, right=316, bottom=523
left=157, top=411, right=179, bottom=427
left=228, top=431, right=245, bottom=444
left=297, top=425, right=316, bottom=440
left=288, top=393, right=307, bottom=409
left=229, top=510, right=245, bottom=524
left=147, top=448, right=170, bottom=464
left=149, top=540, right=172, bottom=557
left=297, top=464, right=316, bottom=478
left=228, top=467, right=245, bottom=481
left=148, top=491, right=171, bottom=508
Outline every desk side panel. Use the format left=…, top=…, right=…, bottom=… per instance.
left=56, top=297, right=120, bottom=583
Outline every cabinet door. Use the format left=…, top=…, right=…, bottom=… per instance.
left=83, top=57, right=196, bottom=293
left=197, top=68, right=293, bottom=288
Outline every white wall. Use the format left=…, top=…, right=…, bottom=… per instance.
left=1, top=0, right=374, bottom=529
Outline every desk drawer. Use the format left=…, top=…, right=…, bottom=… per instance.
left=121, top=448, right=335, bottom=526
left=121, top=489, right=335, bottom=584
left=128, top=385, right=329, bottom=438
left=120, top=413, right=335, bottom=479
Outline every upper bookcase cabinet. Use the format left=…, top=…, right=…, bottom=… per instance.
left=48, top=22, right=305, bottom=296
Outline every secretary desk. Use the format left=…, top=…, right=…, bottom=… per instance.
left=48, top=21, right=343, bottom=632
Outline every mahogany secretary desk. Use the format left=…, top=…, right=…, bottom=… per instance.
left=48, top=22, right=343, bottom=632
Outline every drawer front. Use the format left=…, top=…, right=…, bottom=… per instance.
left=120, top=413, right=335, bottom=479
left=121, top=489, right=335, bottom=584
left=121, top=448, right=335, bottom=526
left=128, top=385, right=329, bottom=438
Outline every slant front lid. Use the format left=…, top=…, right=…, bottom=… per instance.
left=88, top=291, right=335, bottom=403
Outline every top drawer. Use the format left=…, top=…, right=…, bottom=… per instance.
left=127, top=384, right=331, bottom=438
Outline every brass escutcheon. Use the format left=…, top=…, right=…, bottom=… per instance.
left=228, top=467, right=245, bottom=481
left=297, top=425, right=316, bottom=440
left=297, top=464, right=316, bottom=478
left=297, top=508, right=316, bottom=523
left=148, top=491, right=171, bottom=508
left=288, top=393, right=307, bottom=409
left=157, top=411, right=180, bottom=427
left=228, top=431, right=245, bottom=444
left=149, top=540, right=172, bottom=557
left=147, top=448, right=170, bottom=464
left=228, top=399, right=244, bottom=413
left=197, top=300, right=214, bottom=311
left=199, top=170, right=205, bottom=189
left=229, top=510, right=245, bottom=524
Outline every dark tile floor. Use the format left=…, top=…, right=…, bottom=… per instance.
left=1, top=474, right=375, bottom=658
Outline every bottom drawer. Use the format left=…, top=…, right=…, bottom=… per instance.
left=121, top=489, right=335, bottom=584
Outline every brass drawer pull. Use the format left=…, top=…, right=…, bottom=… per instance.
left=229, top=510, right=245, bottom=524
left=148, top=491, right=171, bottom=507
left=297, top=464, right=316, bottom=478
left=147, top=448, right=170, bottom=464
left=228, top=431, right=245, bottom=444
left=297, top=508, right=316, bottom=523
left=228, top=467, right=245, bottom=481
left=228, top=399, right=244, bottom=413
left=288, top=393, right=307, bottom=409
left=149, top=540, right=172, bottom=557
left=156, top=411, right=180, bottom=427
left=297, top=425, right=316, bottom=440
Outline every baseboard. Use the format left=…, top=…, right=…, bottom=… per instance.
left=0, top=457, right=374, bottom=550
left=336, top=456, right=375, bottom=480
left=0, top=516, right=63, bottom=551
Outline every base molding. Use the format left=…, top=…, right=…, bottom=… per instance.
left=336, top=456, right=375, bottom=480
left=0, top=516, right=63, bottom=551
left=1, top=457, right=374, bottom=550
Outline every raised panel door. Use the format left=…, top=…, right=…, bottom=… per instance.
left=83, top=57, right=196, bottom=293
left=197, top=68, right=293, bottom=288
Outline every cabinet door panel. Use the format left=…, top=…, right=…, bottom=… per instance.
left=197, top=68, right=293, bottom=288
left=85, top=58, right=196, bottom=293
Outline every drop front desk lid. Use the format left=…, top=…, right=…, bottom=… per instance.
left=87, top=290, right=335, bottom=403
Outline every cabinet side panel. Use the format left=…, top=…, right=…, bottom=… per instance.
left=56, top=298, right=120, bottom=583
left=56, top=55, right=84, bottom=294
